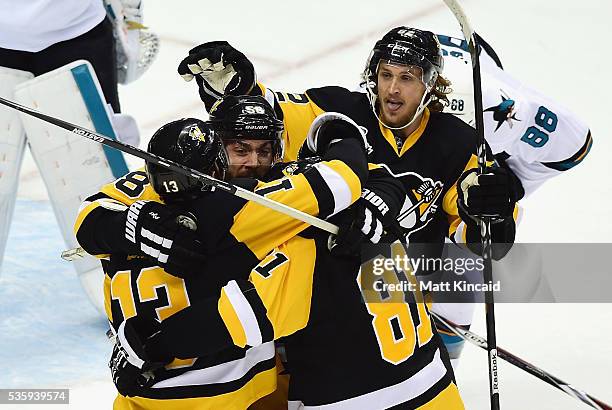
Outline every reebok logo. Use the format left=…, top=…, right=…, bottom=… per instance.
left=362, top=188, right=389, bottom=215
left=149, top=212, right=160, bottom=220
left=490, top=349, right=499, bottom=394
left=125, top=201, right=145, bottom=243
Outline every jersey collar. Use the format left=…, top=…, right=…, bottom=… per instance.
left=378, top=108, right=430, bottom=156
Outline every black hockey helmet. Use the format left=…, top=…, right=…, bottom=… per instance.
left=208, top=95, right=285, bottom=164
left=363, top=27, right=444, bottom=89
left=146, top=118, right=228, bottom=203
left=362, top=27, right=445, bottom=130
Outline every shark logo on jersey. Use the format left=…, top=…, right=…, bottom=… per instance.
left=379, top=165, right=444, bottom=238
left=485, top=90, right=521, bottom=131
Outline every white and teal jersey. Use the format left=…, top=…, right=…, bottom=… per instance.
left=438, top=33, right=592, bottom=196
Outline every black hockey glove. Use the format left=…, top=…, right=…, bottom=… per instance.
left=109, top=316, right=171, bottom=397
left=457, top=166, right=523, bottom=220
left=298, top=116, right=370, bottom=160
left=124, top=200, right=207, bottom=278
left=177, top=41, right=256, bottom=111
left=329, top=172, right=406, bottom=257
left=457, top=167, right=523, bottom=259
left=329, top=198, right=385, bottom=257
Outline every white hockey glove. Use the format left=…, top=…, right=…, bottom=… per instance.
left=124, top=200, right=207, bottom=278
left=109, top=317, right=170, bottom=397
left=177, top=41, right=256, bottom=110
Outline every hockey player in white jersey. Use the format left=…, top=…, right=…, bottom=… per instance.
left=0, top=0, right=157, bottom=312
left=432, top=32, right=592, bottom=366
left=438, top=33, right=591, bottom=196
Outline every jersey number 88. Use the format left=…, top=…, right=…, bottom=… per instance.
left=520, top=106, right=558, bottom=148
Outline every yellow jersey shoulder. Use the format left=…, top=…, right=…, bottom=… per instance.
left=100, top=168, right=162, bottom=205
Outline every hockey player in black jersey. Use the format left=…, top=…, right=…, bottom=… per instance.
left=74, top=95, right=370, bottom=409
left=108, top=129, right=466, bottom=408
left=177, top=27, right=523, bottom=397
left=178, top=27, right=522, bottom=261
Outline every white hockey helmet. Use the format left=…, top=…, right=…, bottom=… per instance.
left=441, top=53, right=475, bottom=126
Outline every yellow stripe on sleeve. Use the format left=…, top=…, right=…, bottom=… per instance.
left=218, top=288, right=248, bottom=348
left=322, top=159, right=363, bottom=204
left=442, top=153, right=480, bottom=218
left=103, top=274, right=113, bottom=322
left=415, top=381, right=465, bottom=409
left=114, top=366, right=277, bottom=410
left=73, top=201, right=100, bottom=235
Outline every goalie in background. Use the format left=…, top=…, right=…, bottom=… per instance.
left=0, top=0, right=158, bottom=313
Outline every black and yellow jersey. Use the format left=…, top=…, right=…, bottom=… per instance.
left=255, top=84, right=500, bottom=247
left=153, top=234, right=463, bottom=409
left=73, top=139, right=366, bottom=409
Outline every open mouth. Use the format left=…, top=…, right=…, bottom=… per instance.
left=385, top=99, right=403, bottom=113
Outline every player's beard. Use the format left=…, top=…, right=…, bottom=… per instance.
left=378, top=97, right=421, bottom=129
left=228, top=165, right=269, bottom=179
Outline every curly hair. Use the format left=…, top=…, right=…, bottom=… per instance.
left=427, top=74, right=452, bottom=113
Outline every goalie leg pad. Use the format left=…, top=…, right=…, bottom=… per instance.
left=14, top=60, right=128, bottom=313
left=0, top=66, right=33, bottom=272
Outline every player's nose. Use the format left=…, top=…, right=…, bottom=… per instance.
left=243, top=151, right=260, bottom=166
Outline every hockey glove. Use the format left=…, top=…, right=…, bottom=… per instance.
left=109, top=316, right=171, bottom=397
left=124, top=201, right=207, bottom=278
left=298, top=115, right=370, bottom=160
left=457, top=166, right=523, bottom=220
left=457, top=167, right=523, bottom=259
left=329, top=180, right=405, bottom=257
left=177, top=41, right=256, bottom=110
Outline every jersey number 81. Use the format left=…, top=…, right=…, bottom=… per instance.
left=358, top=243, right=434, bottom=365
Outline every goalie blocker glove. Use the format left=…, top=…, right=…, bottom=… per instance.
left=109, top=316, right=171, bottom=397
left=124, top=200, right=207, bottom=278
left=177, top=41, right=256, bottom=111
left=457, top=166, right=524, bottom=259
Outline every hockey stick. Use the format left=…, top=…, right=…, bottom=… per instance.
left=441, top=1, right=500, bottom=408
left=431, top=312, right=611, bottom=410
left=0, top=96, right=339, bottom=242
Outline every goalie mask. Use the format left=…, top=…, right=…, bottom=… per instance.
left=209, top=95, right=285, bottom=168
left=363, top=27, right=444, bottom=129
left=146, top=118, right=228, bottom=203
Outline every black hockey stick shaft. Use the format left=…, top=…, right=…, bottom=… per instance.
left=431, top=312, right=611, bottom=410
left=0, top=96, right=339, bottom=234
left=442, top=1, right=499, bottom=408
